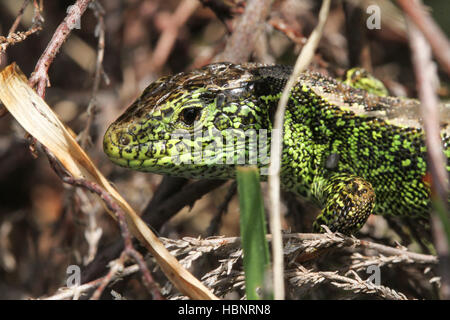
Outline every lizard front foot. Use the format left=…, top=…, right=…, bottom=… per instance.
left=312, top=173, right=375, bottom=235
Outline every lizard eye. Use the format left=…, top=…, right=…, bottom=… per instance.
left=180, top=107, right=200, bottom=125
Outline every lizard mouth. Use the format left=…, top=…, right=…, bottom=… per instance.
left=103, top=124, right=237, bottom=178
left=103, top=123, right=206, bottom=170
left=103, top=121, right=262, bottom=176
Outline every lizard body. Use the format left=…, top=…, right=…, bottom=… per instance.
left=103, top=63, right=450, bottom=234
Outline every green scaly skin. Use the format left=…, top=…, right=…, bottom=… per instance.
left=103, top=63, right=450, bottom=235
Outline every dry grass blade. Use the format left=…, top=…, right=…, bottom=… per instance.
left=0, top=63, right=218, bottom=300
left=268, top=0, right=331, bottom=300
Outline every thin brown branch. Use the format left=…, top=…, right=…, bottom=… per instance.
left=0, top=0, right=43, bottom=53
left=44, top=154, right=162, bottom=299
left=151, top=0, right=199, bottom=71
left=28, top=0, right=94, bottom=97
left=406, top=14, right=450, bottom=299
left=91, top=253, right=126, bottom=300
left=0, top=26, right=43, bottom=53
left=213, top=0, right=273, bottom=63
left=7, top=0, right=30, bottom=35
left=269, top=17, right=305, bottom=45
left=397, top=0, right=450, bottom=77
left=0, top=0, right=42, bottom=125
left=80, top=178, right=225, bottom=284
left=61, top=176, right=163, bottom=300
left=43, top=264, right=140, bottom=300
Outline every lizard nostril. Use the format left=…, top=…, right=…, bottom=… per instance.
left=119, top=134, right=131, bottom=145
left=114, top=129, right=132, bottom=146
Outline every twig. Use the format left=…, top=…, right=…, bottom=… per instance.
left=45, top=154, right=162, bottom=299
left=61, top=176, right=163, bottom=300
left=28, top=0, right=94, bottom=97
left=91, top=253, right=126, bottom=300
left=268, top=0, right=331, bottom=300
left=397, top=0, right=450, bottom=77
left=151, top=0, right=199, bottom=71
left=75, top=188, right=102, bottom=265
left=405, top=11, right=450, bottom=299
left=43, top=264, right=140, bottom=300
left=81, top=178, right=225, bottom=285
left=213, top=0, right=273, bottom=63
left=26, top=1, right=107, bottom=268
left=0, top=0, right=42, bottom=118
left=8, top=0, right=31, bottom=35
left=269, top=18, right=305, bottom=45
left=288, top=266, right=408, bottom=300
left=0, top=27, right=43, bottom=53
left=0, top=0, right=43, bottom=54
left=357, top=238, right=436, bottom=264
left=349, top=252, right=426, bottom=272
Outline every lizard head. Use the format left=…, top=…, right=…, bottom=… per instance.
left=103, top=62, right=290, bottom=178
